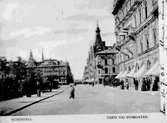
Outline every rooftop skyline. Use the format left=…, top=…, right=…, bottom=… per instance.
left=0, top=0, right=116, bottom=79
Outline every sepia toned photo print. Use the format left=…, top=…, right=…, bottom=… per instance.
left=0, top=0, right=165, bottom=118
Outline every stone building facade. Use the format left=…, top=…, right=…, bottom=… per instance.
left=83, top=24, right=118, bottom=85
left=112, top=0, right=159, bottom=90
left=27, top=51, right=74, bottom=87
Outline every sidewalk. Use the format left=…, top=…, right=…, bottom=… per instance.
left=0, top=87, right=66, bottom=115
left=96, top=85, right=159, bottom=96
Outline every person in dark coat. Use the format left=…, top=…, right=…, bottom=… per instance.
left=134, top=79, right=138, bottom=91
left=152, top=77, right=159, bottom=91
left=147, top=77, right=151, bottom=91
left=69, top=84, right=75, bottom=99
left=121, top=80, right=124, bottom=90
left=141, top=78, right=147, bottom=91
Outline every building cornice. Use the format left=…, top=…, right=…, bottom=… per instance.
left=116, top=0, right=142, bottom=28
left=138, top=44, right=159, bottom=57
left=112, top=0, right=126, bottom=15
left=118, top=44, right=159, bottom=65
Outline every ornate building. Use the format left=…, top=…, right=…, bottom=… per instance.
left=112, top=0, right=159, bottom=90
left=26, top=51, right=74, bottom=88
left=83, top=24, right=118, bottom=85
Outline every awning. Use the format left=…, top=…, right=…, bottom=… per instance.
left=144, top=62, right=160, bottom=76
left=126, top=66, right=136, bottom=78
left=115, top=71, right=124, bottom=79
left=133, top=64, right=147, bottom=78
left=120, top=70, right=129, bottom=78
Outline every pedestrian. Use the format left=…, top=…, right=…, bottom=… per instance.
left=152, top=77, right=159, bottom=91
left=141, top=78, right=146, bottom=91
left=69, top=84, right=75, bottom=99
left=135, top=79, right=139, bottom=91
left=147, top=77, right=151, bottom=91
left=121, top=80, right=124, bottom=89
left=126, top=79, right=129, bottom=90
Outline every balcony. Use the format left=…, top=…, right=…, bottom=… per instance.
left=135, top=14, right=155, bottom=34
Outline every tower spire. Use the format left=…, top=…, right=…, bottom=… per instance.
left=42, top=49, right=44, bottom=61
left=29, top=49, right=34, bottom=61
left=95, top=20, right=102, bottom=44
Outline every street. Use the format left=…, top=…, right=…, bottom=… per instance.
left=10, top=84, right=160, bottom=115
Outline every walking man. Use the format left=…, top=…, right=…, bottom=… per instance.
left=69, top=84, right=75, bottom=99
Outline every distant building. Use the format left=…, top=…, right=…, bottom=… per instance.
left=83, top=24, right=118, bottom=85
left=26, top=51, right=74, bottom=87
left=112, top=0, right=159, bottom=90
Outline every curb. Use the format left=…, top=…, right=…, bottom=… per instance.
left=3, top=90, right=64, bottom=116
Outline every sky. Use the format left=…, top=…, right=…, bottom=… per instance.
left=0, top=0, right=116, bottom=79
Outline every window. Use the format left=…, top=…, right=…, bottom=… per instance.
left=136, top=63, right=139, bottom=70
left=139, top=7, right=142, bottom=24
left=98, top=70, right=100, bottom=74
left=113, top=67, right=115, bottom=73
left=105, top=59, right=107, bottom=65
left=105, top=68, right=108, bottom=74
left=153, top=28, right=157, bottom=45
left=147, top=60, right=151, bottom=70
left=144, top=1, right=148, bottom=19
left=112, top=59, right=115, bottom=65
left=146, top=34, right=149, bottom=49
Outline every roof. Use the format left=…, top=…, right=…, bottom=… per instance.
left=38, top=59, right=66, bottom=67
left=96, top=48, right=118, bottom=55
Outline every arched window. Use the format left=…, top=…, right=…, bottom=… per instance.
left=144, top=1, right=148, bottom=19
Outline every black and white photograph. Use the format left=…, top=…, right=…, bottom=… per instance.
left=0, top=0, right=165, bottom=121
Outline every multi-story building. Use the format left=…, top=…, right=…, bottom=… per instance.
left=83, top=46, right=96, bottom=83
left=95, top=45, right=119, bottom=85
left=112, top=0, right=159, bottom=90
left=83, top=24, right=118, bottom=85
left=27, top=51, right=74, bottom=87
